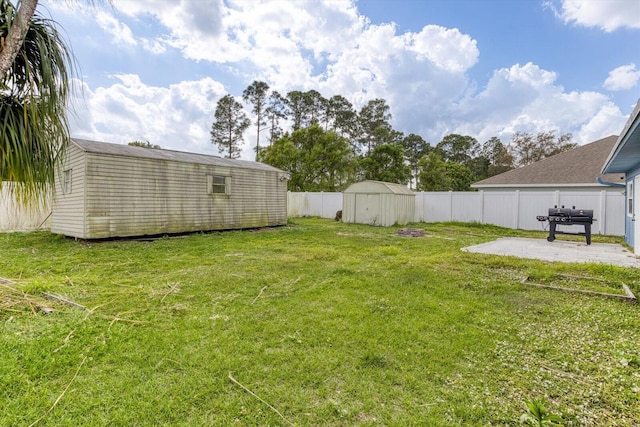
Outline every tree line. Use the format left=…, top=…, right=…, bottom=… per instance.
left=211, top=82, right=577, bottom=192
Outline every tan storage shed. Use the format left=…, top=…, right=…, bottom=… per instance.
left=51, top=139, right=288, bottom=239
left=342, top=180, right=415, bottom=226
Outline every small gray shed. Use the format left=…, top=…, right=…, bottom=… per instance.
left=51, top=139, right=288, bottom=239
left=342, top=180, right=415, bottom=226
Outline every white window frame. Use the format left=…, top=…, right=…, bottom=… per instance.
left=63, top=169, right=72, bottom=194
left=207, top=175, right=230, bottom=195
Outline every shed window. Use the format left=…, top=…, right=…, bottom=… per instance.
left=628, top=182, right=634, bottom=216
left=207, top=175, right=230, bottom=195
left=63, top=169, right=72, bottom=194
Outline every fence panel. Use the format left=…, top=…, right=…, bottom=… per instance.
left=416, top=192, right=453, bottom=222
left=287, top=192, right=342, bottom=219
left=288, top=189, right=625, bottom=236
left=483, top=191, right=519, bottom=228
left=0, top=183, right=51, bottom=232
left=452, top=192, right=482, bottom=223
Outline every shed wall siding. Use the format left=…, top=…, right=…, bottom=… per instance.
left=61, top=152, right=285, bottom=239
left=51, top=144, right=87, bottom=237
left=342, top=192, right=415, bottom=226
left=394, top=194, right=415, bottom=225
left=342, top=193, right=356, bottom=224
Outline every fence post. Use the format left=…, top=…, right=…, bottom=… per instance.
left=304, top=191, right=308, bottom=216
left=449, top=191, right=454, bottom=221
left=479, top=190, right=485, bottom=224
left=514, top=190, right=520, bottom=229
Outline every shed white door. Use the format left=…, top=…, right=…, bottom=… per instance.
left=635, top=176, right=640, bottom=255
left=355, top=194, right=380, bottom=225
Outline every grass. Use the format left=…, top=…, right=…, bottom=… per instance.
left=0, top=218, right=638, bottom=426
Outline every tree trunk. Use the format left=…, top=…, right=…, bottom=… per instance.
left=0, top=0, right=39, bottom=78
left=255, top=113, right=261, bottom=158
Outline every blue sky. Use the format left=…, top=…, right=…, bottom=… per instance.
left=41, top=0, right=640, bottom=159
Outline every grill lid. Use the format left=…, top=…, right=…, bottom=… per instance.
left=547, top=208, right=593, bottom=218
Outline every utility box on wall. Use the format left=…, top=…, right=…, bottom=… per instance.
left=342, top=180, right=415, bottom=226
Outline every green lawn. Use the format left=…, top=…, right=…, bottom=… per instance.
left=1, top=218, right=638, bottom=426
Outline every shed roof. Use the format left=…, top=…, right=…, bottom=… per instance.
left=602, top=98, right=640, bottom=174
left=344, top=180, right=415, bottom=195
left=472, top=135, right=624, bottom=188
left=70, top=138, right=283, bottom=173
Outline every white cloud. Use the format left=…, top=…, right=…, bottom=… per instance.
left=95, top=11, right=137, bottom=47
left=404, top=25, right=479, bottom=73
left=58, top=0, right=362, bottom=91
left=103, top=0, right=481, bottom=141
left=604, top=64, right=640, bottom=91
left=575, top=101, right=628, bottom=143
left=450, top=63, right=627, bottom=145
left=550, top=0, right=640, bottom=32
left=106, top=1, right=478, bottom=89
left=69, top=75, right=228, bottom=155
left=112, top=0, right=225, bottom=38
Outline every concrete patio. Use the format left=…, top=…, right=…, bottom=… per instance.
left=462, top=237, right=640, bottom=268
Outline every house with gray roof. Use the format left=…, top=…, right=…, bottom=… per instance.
left=51, top=139, right=288, bottom=239
left=472, top=135, right=624, bottom=191
left=602, top=99, right=640, bottom=254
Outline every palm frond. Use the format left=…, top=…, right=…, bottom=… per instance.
left=0, top=0, right=74, bottom=206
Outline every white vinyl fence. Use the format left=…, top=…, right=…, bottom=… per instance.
left=288, top=190, right=625, bottom=236
left=3, top=185, right=625, bottom=236
left=288, top=191, right=343, bottom=219
left=0, top=183, right=52, bottom=232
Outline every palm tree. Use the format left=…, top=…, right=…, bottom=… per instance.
left=0, top=0, right=38, bottom=77
left=1, top=0, right=73, bottom=205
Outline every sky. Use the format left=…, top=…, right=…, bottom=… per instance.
left=39, top=0, right=640, bottom=160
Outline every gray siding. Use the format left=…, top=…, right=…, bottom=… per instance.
left=81, top=152, right=286, bottom=238
left=51, top=144, right=87, bottom=237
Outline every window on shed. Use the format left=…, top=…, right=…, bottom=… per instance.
left=63, top=169, right=72, bottom=194
left=207, top=175, right=230, bottom=195
left=628, top=181, right=634, bottom=216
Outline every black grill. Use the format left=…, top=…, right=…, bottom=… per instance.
left=536, top=206, right=595, bottom=245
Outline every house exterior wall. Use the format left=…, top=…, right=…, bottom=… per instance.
left=51, top=144, right=87, bottom=237
left=630, top=174, right=640, bottom=255
left=52, top=145, right=287, bottom=239
left=625, top=166, right=640, bottom=250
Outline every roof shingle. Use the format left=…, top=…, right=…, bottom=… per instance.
left=473, top=135, right=624, bottom=188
